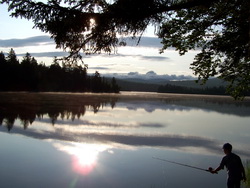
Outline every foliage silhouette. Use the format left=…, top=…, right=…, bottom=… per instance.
left=0, top=49, right=120, bottom=93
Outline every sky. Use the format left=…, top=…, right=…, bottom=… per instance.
left=0, top=3, right=199, bottom=80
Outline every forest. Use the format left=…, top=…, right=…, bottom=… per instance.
left=158, top=84, right=228, bottom=95
left=0, top=49, right=120, bottom=93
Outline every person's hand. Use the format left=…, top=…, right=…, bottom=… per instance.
left=208, top=167, right=214, bottom=173
left=208, top=167, right=217, bottom=174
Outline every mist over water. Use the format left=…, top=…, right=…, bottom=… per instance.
left=1, top=92, right=250, bottom=188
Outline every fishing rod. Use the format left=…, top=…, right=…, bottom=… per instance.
left=152, top=157, right=216, bottom=173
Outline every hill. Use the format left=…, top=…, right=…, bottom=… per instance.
left=112, top=77, right=227, bottom=92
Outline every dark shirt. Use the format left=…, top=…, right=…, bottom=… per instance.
left=219, top=153, right=244, bottom=180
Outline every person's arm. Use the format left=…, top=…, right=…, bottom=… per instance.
left=208, top=166, right=222, bottom=174
left=209, top=156, right=225, bottom=174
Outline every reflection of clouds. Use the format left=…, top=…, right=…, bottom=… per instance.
left=36, top=118, right=166, bottom=129
left=2, top=125, right=250, bottom=158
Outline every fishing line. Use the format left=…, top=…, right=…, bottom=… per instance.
left=153, top=157, right=212, bottom=173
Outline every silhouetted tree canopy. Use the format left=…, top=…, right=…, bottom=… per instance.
left=0, top=48, right=120, bottom=93
left=1, top=0, right=249, bottom=98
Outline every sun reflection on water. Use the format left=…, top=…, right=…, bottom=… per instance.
left=53, top=142, right=111, bottom=175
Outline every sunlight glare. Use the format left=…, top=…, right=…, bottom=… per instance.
left=53, top=142, right=111, bottom=175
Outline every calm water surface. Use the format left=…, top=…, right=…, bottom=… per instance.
left=0, top=92, right=250, bottom=188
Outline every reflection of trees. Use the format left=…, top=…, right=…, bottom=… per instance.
left=1, top=92, right=250, bottom=131
left=118, top=94, right=250, bottom=116
left=161, top=96, right=250, bottom=117
left=4, top=118, right=15, bottom=131
left=0, top=92, right=118, bottom=130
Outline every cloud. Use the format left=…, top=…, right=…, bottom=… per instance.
left=93, top=53, right=170, bottom=61
left=18, top=51, right=69, bottom=57
left=139, top=55, right=170, bottom=61
left=134, top=54, right=170, bottom=61
left=0, top=35, right=163, bottom=49
left=0, top=35, right=169, bottom=62
left=88, top=66, right=110, bottom=70
left=128, top=72, right=139, bottom=75
left=121, top=36, right=163, bottom=48
left=146, top=71, right=157, bottom=76
left=103, top=71, right=195, bottom=81
left=0, top=35, right=53, bottom=47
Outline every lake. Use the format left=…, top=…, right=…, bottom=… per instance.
left=0, top=92, right=250, bottom=188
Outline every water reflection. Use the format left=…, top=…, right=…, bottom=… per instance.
left=54, top=142, right=110, bottom=175
left=1, top=92, right=250, bottom=157
left=1, top=92, right=250, bottom=188
left=0, top=92, right=118, bottom=130
left=1, top=92, right=250, bottom=131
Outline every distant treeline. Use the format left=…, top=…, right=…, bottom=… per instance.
left=116, top=78, right=231, bottom=95
left=0, top=49, right=120, bottom=93
left=158, top=84, right=228, bottom=95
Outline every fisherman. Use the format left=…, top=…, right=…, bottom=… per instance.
left=209, top=143, right=246, bottom=188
